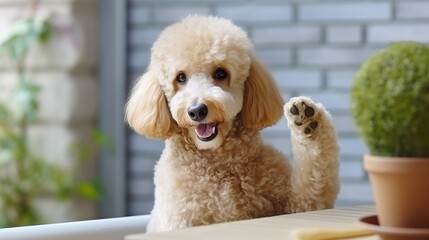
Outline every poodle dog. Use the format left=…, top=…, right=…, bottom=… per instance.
left=125, top=15, right=339, bottom=233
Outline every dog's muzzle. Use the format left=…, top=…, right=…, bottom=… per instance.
left=188, top=103, right=208, bottom=122
left=195, top=123, right=218, bottom=141
left=188, top=103, right=219, bottom=141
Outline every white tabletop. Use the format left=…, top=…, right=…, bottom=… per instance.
left=125, top=205, right=378, bottom=240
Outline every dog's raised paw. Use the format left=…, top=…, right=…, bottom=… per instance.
left=284, top=97, right=323, bottom=138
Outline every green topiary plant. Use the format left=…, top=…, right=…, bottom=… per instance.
left=351, top=42, right=429, bottom=157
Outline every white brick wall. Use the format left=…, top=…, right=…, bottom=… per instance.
left=34, top=72, right=97, bottom=124
left=127, top=0, right=429, bottom=213
left=0, top=0, right=98, bottom=223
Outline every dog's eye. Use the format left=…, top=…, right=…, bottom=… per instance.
left=176, top=73, right=187, bottom=84
left=213, top=68, right=228, bottom=81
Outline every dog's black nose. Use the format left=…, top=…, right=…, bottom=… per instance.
left=188, top=103, right=208, bottom=121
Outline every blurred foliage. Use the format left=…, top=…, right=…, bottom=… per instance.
left=351, top=42, right=429, bottom=157
left=0, top=15, right=107, bottom=227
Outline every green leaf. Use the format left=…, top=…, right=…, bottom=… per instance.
left=32, top=17, right=50, bottom=43
left=0, top=143, right=13, bottom=165
left=13, top=76, right=40, bottom=120
left=0, top=16, right=51, bottom=60
left=76, top=180, right=102, bottom=201
left=91, top=128, right=115, bottom=154
left=0, top=103, right=11, bottom=120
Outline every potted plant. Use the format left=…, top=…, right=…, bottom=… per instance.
left=351, top=42, right=429, bottom=228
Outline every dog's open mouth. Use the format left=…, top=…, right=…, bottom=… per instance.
left=195, top=123, right=218, bottom=141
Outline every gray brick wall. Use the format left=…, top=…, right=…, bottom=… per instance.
left=126, top=0, right=429, bottom=214
left=298, top=2, right=392, bottom=21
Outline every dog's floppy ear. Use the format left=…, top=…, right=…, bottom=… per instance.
left=125, top=69, right=175, bottom=140
left=241, top=55, right=284, bottom=129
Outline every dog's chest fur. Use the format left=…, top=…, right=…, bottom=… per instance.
left=155, top=118, right=291, bottom=226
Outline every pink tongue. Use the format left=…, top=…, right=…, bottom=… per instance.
left=196, top=124, right=215, bottom=138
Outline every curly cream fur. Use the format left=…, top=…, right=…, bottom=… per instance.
left=125, top=15, right=340, bottom=233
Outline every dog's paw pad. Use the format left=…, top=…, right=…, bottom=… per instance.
left=285, top=97, right=323, bottom=137
left=304, top=106, right=314, bottom=117
left=304, top=121, right=318, bottom=134
left=290, top=105, right=299, bottom=115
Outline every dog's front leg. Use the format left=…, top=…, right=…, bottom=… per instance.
left=146, top=207, right=189, bottom=233
left=284, top=96, right=340, bottom=213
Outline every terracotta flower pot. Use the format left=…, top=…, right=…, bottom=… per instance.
left=364, top=155, right=429, bottom=228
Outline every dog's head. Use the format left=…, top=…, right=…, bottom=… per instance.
left=126, top=16, right=284, bottom=149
